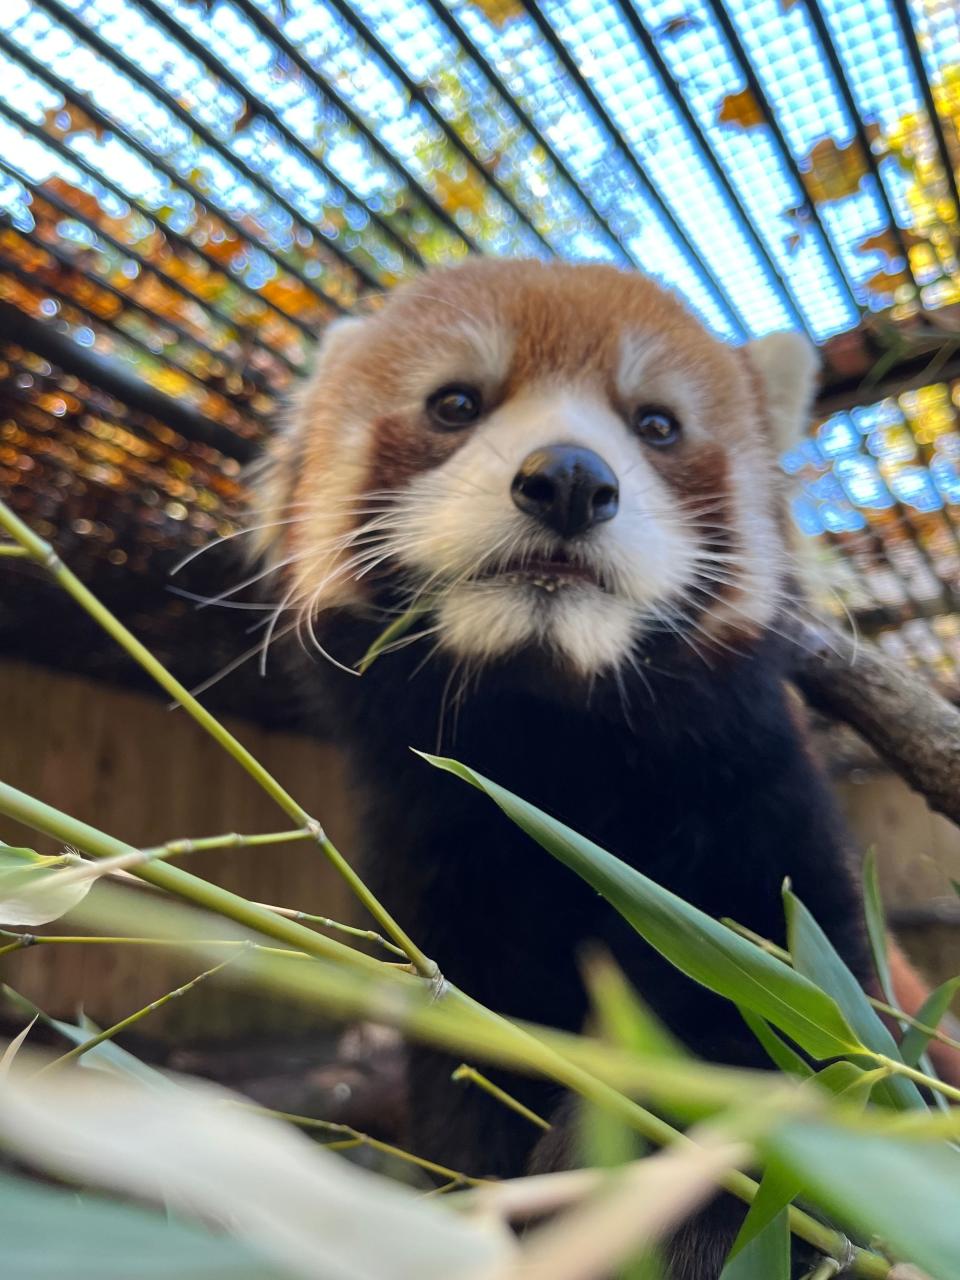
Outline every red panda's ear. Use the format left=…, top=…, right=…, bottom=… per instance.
left=245, top=316, right=367, bottom=566
left=744, top=331, right=820, bottom=454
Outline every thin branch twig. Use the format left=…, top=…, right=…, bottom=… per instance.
left=36, top=955, right=242, bottom=1073
left=230, top=1101, right=491, bottom=1187
left=452, top=1063, right=552, bottom=1131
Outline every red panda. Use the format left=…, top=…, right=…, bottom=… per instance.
left=250, top=259, right=886, bottom=1277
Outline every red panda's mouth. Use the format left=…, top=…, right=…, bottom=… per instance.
left=474, top=552, right=608, bottom=593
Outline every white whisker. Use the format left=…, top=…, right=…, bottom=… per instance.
left=170, top=517, right=309, bottom=575
left=173, top=620, right=301, bottom=706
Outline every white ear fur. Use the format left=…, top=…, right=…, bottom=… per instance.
left=744, top=331, right=820, bottom=452
left=245, top=314, right=367, bottom=564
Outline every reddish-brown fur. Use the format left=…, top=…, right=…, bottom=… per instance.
left=257, top=261, right=783, bottom=646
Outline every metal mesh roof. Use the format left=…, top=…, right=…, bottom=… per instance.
left=1, top=0, right=960, bottom=699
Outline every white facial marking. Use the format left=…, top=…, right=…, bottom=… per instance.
left=390, top=387, right=703, bottom=675
left=703, top=451, right=786, bottom=637
left=618, top=332, right=710, bottom=444
left=253, top=284, right=812, bottom=682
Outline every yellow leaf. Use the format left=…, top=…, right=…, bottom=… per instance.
left=465, top=0, right=524, bottom=25
left=802, top=138, right=865, bottom=203
left=716, top=89, right=764, bottom=130
left=432, top=165, right=488, bottom=217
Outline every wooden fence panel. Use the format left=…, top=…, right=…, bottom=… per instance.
left=0, top=659, right=360, bottom=1038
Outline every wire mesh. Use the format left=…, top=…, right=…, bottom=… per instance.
left=0, top=0, right=959, bottom=686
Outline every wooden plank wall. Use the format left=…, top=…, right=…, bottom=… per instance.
left=0, top=659, right=360, bottom=1039
left=838, top=772, right=960, bottom=983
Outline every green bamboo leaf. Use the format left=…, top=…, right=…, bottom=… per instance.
left=584, top=950, right=684, bottom=1060
left=0, top=1170, right=295, bottom=1280
left=421, top=755, right=862, bottom=1060
left=0, top=841, right=42, bottom=867
left=722, top=1160, right=798, bottom=1268
left=1, top=987, right=172, bottom=1089
left=357, top=602, right=431, bottom=673
left=0, top=843, right=96, bottom=928
left=862, top=849, right=892, bottom=1001
left=811, top=1061, right=864, bottom=1093
left=578, top=1098, right=646, bottom=1171
left=580, top=955, right=671, bottom=1168
left=811, top=1062, right=880, bottom=1110
left=783, top=888, right=925, bottom=1111
left=901, top=976, right=960, bottom=1068
left=79, top=1011, right=180, bottom=1084
left=739, top=1009, right=813, bottom=1079
left=622, top=1247, right=667, bottom=1280
left=719, top=1210, right=790, bottom=1280
left=862, top=857, right=949, bottom=1109
left=769, top=1121, right=960, bottom=1279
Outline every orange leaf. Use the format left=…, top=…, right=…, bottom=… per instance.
left=864, top=121, right=886, bottom=153
left=716, top=89, right=764, bottom=130
left=233, top=100, right=256, bottom=134
left=857, top=231, right=899, bottom=260
left=864, top=268, right=911, bottom=301
left=465, top=0, right=523, bottom=25
left=43, top=103, right=105, bottom=141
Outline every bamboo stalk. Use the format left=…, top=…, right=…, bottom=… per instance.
left=0, top=498, right=433, bottom=977
left=233, top=1102, right=490, bottom=1187
left=37, top=957, right=240, bottom=1072
left=0, top=776, right=399, bottom=979
left=452, top=1063, right=551, bottom=1131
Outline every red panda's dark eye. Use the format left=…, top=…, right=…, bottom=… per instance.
left=426, top=384, right=483, bottom=430
left=633, top=407, right=681, bottom=447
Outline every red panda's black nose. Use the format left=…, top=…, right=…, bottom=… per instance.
left=511, top=445, right=620, bottom=539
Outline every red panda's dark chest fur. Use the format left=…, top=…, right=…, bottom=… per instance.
left=296, top=617, right=871, bottom=1277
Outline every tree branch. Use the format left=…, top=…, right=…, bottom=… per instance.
left=788, top=619, right=960, bottom=829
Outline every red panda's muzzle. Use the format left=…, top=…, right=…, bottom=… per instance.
left=510, top=443, right=620, bottom=540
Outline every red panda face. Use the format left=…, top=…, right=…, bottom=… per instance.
left=251, top=259, right=816, bottom=679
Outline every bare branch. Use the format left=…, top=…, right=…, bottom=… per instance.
left=789, top=619, right=960, bottom=829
